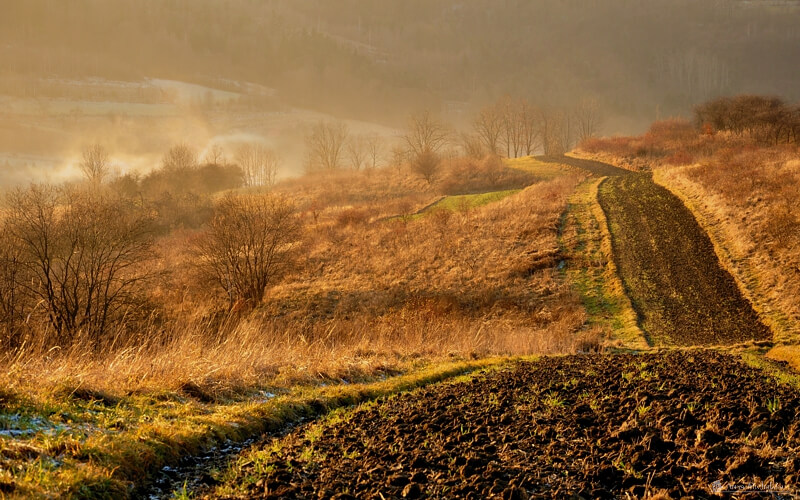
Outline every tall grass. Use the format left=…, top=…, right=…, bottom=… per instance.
left=1, top=171, right=589, bottom=399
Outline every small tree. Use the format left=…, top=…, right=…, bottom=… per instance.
left=194, top=194, right=302, bottom=306
left=403, top=111, right=449, bottom=185
left=162, top=144, right=197, bottom=172
left=79, top=144, right=110, bottom=184
left=5, top=186, right=155, bottom=344
left=304, top=121, right=349, bottom=172
left=365, top=133, right=385, bottom=170
left=346, top=134, right=369, bottom=171
left=236, top=143, right=280, bottom=187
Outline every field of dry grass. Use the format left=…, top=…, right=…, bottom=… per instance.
left=0, top=157, right=596, bottom=497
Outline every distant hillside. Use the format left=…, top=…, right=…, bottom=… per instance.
left=2, top=0, right=800, bottom=128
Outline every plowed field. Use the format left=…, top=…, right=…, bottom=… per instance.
left=218, top=351, right=799, bottom=499
left=598, top=174, right=770, bottom=345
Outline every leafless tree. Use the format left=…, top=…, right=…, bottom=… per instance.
left=305, top=121, right=349, bottom=172
left=346, top=134, right=369, bottom=171
left=365, top=133, right=385, bottom=170
left=79, top=144, right=110, bottom=184
left=473, top=105, right=503, bottom=156
left=541, top=108, right=574, bottom=156
left=4, top=186, right=155, bottom=344
left=459, top=132, right=485, bottom=160
left=518, top=99, right=542, bottom=156
left=0, top=223, right=25, bottom=349
left=236, top=143, right=280, bottom=187
left=574, top=97, right=602, bottom=144
left=204, top=143, right=226, bottom=166
left=402, top=111, right=450, bottom=158
left=194, top=193, right=302, bottom=306
left=162, top=144, right=197, bottom=171
left=402, top=111, right=450, bottom=184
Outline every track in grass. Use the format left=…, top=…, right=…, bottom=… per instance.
left=217, top=351, right=800, bottom=499
left=536, top=155, right=629, bottom=177
left=598, top=173, right=770, bottom=345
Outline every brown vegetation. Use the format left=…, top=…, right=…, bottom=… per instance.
left=0, top=142, right=585, bottom=400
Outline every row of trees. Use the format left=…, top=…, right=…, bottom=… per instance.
left=303, top=97, right=603, bottom=182
left=80, top=142, right=282, bottom=190
left=304, top=123, right=386, bottom=172
left=470, top=97, right=601, bottom=158
left=695, top=95, right=800, bottom=145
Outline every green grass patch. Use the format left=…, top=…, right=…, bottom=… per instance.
left=506, top=156, right=576, bottom=179
left=431, top=189, right=520, bottom=212
left=559, top=178, right=648, bottom=349
left=0, top=357, right=517, bottom=499
left=739, top=349, right=800, bottom=390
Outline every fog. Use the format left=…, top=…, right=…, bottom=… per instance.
left=2, top=0, right=800, bottom=184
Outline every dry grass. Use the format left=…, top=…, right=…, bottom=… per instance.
left=1, top=170, right=587, bottom=400
left=766, top=345, right=800, bottom=372
left=0, top=163, right=591, bottom=497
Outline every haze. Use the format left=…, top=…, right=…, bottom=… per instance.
left=2, top=0, right=800, bottom=184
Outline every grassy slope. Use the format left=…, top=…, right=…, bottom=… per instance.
left=0, top=160, right=588, bottom=498
left=560, top=177, right=647, bottom=349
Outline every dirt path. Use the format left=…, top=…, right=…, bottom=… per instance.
left=217, top=351, right=800, bottom=499
left=598, top=173, right=770, bottom=345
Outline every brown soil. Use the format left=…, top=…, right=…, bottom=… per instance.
left=598, top=173, right=771, bottom=345
left=218, top=351, right=800, bottom=499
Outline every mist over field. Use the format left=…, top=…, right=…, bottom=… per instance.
left=2, top=0, right=800, bottom=184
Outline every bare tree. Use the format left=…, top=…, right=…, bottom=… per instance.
left=79, top=144, right=110, bottom=184
left=305, top=121, right=349, bottom=172
left=389, top=144, right=407, bottom=176
left=574, top=97, right=602, bottom=144
left=541, top=107, right=574, bottom=156
left=459, top=132, right=485, bottom=160
left=0, top=223, right=25, bottom=349
left=518, top=99, right=542, bottom=156
left=346, top=134, right=369, bottom=171
left=473, top=105, right=503, bottom=156
left=402, top=111, right=450, bottom=184
left=402, top=111, right=450, bottom=158
left=4, top=186, right=155, bottom=343
left=236, top=143, right=280, bottom=187
left=365, top=133, right=385, bottom=170
left=162, top=144, right=197, bottom=171
left=204, top=143, right=226, bottom=166
left=194, top=193, right=302, bottom=306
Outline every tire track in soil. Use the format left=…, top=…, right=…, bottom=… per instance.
left=597, top=173, right=770, bottom=345
left=221, top=351, right=800, bottom=499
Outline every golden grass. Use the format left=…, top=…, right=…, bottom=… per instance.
left=506, top=155, right=579, bottom=178
left=765, top=345, right=800, bottom=373
left=0, top=166, right=590, bottom=497
left=560, top=177, right=647, bottom=348
left=574, top=129, right=800, bottom=346
left=0, top=355, right=518, bottom=499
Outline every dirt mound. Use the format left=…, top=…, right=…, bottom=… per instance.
left=599, top=173, right=771, bottom=345
left=220, top=351, right=800, bottom=499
